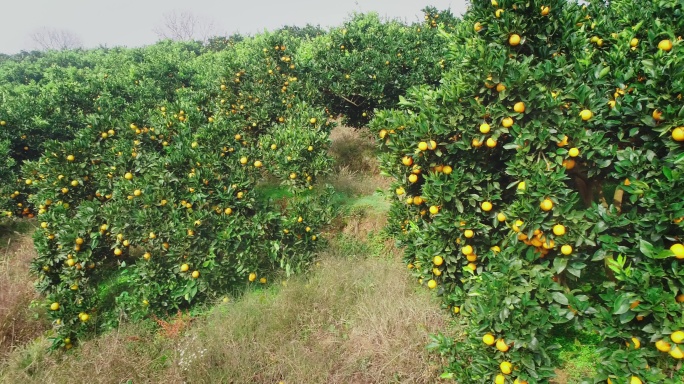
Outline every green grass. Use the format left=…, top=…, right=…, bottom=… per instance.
left=550, top=326, right=602, bottom=383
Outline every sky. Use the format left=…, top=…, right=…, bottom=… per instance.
left=0, top=0, right=468, bottom=54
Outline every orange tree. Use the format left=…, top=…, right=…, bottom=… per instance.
left=372, top=0, right=684, bottom=382
left=0, top=42, right=203, bottom=217
left=0, top=139, right=15, bottom=217
left=298, top=9, right=456, bottom=127
left=21, top=35, right=335, bottom=347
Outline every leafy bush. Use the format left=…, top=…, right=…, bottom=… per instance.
left=374, top=0, right=684, bottom=382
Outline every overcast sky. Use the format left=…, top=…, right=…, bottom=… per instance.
left=1, top=0, right=468, bottom=54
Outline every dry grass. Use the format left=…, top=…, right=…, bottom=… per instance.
left=0, top=231, right=453, bottom=384
left=0, top=225, right=48, bottom=361
left=327, top=126, right=391, bottom=196
left=175, top=237, right=451, bottom=384
left=0, top=320, right=182, bottom=384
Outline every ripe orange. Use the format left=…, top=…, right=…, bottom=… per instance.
left=481, top=201, right=493, bottom=211
left=433, top=256, right=444, bottom=266
left=540, top=198, right=554, bottom=211
left=180, top=264, right=189, bottom=272
left=486, top=138, right=497, bottom=148
left=496, top=83, right=506, bottom=92
left=192, top=271, right=200, bottom=278
left=483, top=333, right=495, bottom=345
left=502, top=117, right=514, bottom=128
left=402, top=156, right=414, bottom=166
left=568, top=147, right=580, bottom=157
left=464, top=229, right=474, bottom=238
left=671, top=243, right=684, bottom=259
left=579, top=109, right=593, bottom=121
left=50, top=302, right=60, bottom=311
left=671, top=330, right=684, bottom=344
left=443, top=165, right=453, bottom=174
left=630, top=377, right=642, bottom=384
left=561, top=245, right=572, bottom=255
left=480, top=123, right=491, bottom=134
left=500, top=361, right=512, bottom=374
left=658, top=39, right=673, bottom=52
left=472, top=138, right=483, bottom=147
left=652, top=109, right=663, bottom=121
left=427, top=279, right=437, bottom=289
left=673, top=127, right=684, bottom=141
left=418, top=141, right=428, bottom=151
left=248, top=272, right=257, bottom=282
left=495, top=374, right=505, bottom=384
left=496, top=338, right=509, bottom=352
left=553, top=224, right=566, bottom=236
left=513, top=102, right=525, bottom=113
left=655, top=339, right=671, bottom=352
left=497, top=212, right=506, bottom=222
left=541, top=6, right=550, bottom=16
left=509, top=34, right=521, bottom=46
left=474, top=22, right=483, bottom=32
left=462, top=245, right=474, bottom=255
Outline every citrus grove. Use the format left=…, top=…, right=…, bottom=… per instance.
left=0, top=1, right=683, bottom=382
left=372, top=0, right=684, bottom=382
left=0, top=10, right=454, bottom=350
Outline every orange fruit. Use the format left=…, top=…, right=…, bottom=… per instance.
left=673, top=127, right=684, bottom=141
left=540, top=198, right=554, bottom=211
left=579, top=109, right=593, bottom=121
left=513, top=102, right=525, bottom=113
left=481, top=201, right=493, bottom=211
left=496, top=338, right=510, bottom=352
left=671, top=330, right=684, bottom=344
left=656, top=339, right=672, bottom=352
left=509, top=34, right=521, bottom=46
left=553, top=224, right=566, bottom=236
left=658, top=39, right=673, bottom=51
left=483, top=333, right=496, bottom=345
left=671, top=243, right=684, bottom=259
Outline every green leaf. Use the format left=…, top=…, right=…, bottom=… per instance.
left=552, top=292, right=569, bottom=306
